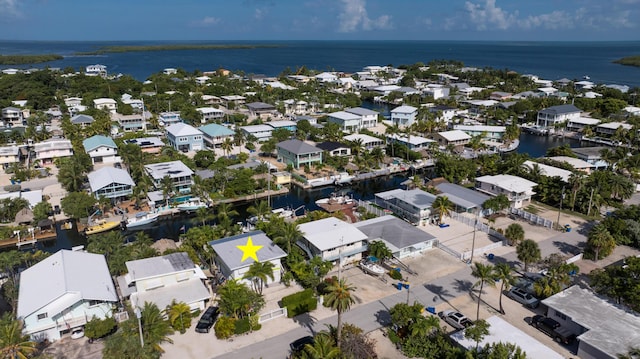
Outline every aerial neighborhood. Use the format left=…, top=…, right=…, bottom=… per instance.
left=1, top=59, right=640, bottom=359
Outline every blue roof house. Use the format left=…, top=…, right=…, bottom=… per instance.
left=199, top=123, right=235, bottom=148
left=165, top=123, right=204, bottom=152
left=82, top=135, right=119, bottom=164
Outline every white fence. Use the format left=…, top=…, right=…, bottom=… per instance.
left=358, top=200, right=388, bottom=217
left=509, top=208, right=554, bottom=228
left=258, top=308, right=287, bottom=323
left=565, top=253, right=583, bottom=264
left=461, top=241, right=505, bottom=262
left=449, top=212, right=508, bottom=243
left=436, top=241, right=463, bottom=261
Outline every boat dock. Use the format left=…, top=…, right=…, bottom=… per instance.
left=0, top=227, right=58, bottom=249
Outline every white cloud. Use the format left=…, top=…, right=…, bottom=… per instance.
left=0, top=0, right=22, bottom=19
left=337, top=0, right=392, bottom=32
left=463, top=0, right=516, bottom=30
left=191, top=16, right=221, bottom=27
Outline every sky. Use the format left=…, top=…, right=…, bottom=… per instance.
left=0, top=0, right=639, bottom=41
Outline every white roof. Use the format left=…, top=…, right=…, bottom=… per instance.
left=597, top=121, right=633, bottom=130
left=268, top=120, right=297, bottom=128
left=454, top=125, right=505, bottom=133
left=391, top=105, right=417, bottom=114
left=0, top=190, right=43, bottom=208
left=298, top=217, right=368, bottom=252
left=547, top=156, right=594, bottom=169
left=438, top=130, right=472, bottom=141
left=387, top=133, right=434, bottom=146
left=344, top=133, right=384, bottom=144
left=196, top=107, right=224, bottom=114
left=144, top=160, right=194, bottom=180
left=523, top=161, right=571, bottom=182
left=466, top=99, right=499, bottom=107
left=93, top=98, right=116, bottom=105
left=329, top=111, right=361, bottom=121
left=476, top=174, right=537, bottom=193
left=131, top=278, right=209, bottom=311
left=165, top=122, right=202, bottom=137
left=88, top=167, right=135, bottom=193
left=450, top=316, right=563, bottom=359
left=125, top=252, right=199, bottom=283
left=241, top=124, right=273, bottom=133
left=17, top=250, right=117, bottom=318
left=569, top=117, right=601, bottom=125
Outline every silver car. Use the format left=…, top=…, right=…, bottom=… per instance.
left=506, top=287, right=540, bottom=308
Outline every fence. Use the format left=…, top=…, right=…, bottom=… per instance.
left=509, top=208, right=554, bottom=228
left=258, top=308, right=287, bottom=323
left=461, top=241, right=504, bottom=262
left=436, top=241, right=463, bottom=261
left=449, top=212, right=507, bottom=243
left=565, top=253, right=583, bottom=264
left=358, top=200, right=388, bottom=217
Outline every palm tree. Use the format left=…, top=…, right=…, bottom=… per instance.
left=367, top=240, right=393, bottom=262
left=410, top=315, right=440, bottom=338
left=471, top=262, right=496, bottom=321
left=385, top=124, right=400, bottom=157
left=165, top=300, right=193, bottom=333
left=516, top=239, right=541, bottom=272
left=324, top=278, right=355, bottom=348
left=160, top=175, right=174, bottom=206
left=303, top=332, right=340, bottom=359
left=504, top=223, right=525, bottom=246
left=587, top=224, right=616, bottom=261
left=216, top=202, right=239, bottom=223
left=0, top=318, right=37, bottom=359
left=140, top=302, right=174, bottom=353
left=370, top=147, right=385, bottom=169
left=493, top=263, right=513, bottom=314
left=56, top=157, right=87, bottom=192
left=243, top=261, right=275, bottom=294
left=234, top=129, right=246, bottom=154
left=247, top=200, right=271, bottom=221
left=432, top=196, right=453, bottom=225
left=274, top=221, right=303, bottom=254
left=195, top=207, right=214, bottom=226
left=221, top=137, right=234, bottom=157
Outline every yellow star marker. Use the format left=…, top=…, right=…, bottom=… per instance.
left=237, top=236, right=263, bottom=262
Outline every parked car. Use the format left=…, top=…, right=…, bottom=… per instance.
left=54, top=205, right=61, bottom=215
left=290, top=336, right=314, bottom=353
left=195, top=306, right=219, bottom=333
left=530, top=315, right=576, bottom=344
left=506, top=287, right=540, bottom=308
left=70, top=328, right=85, bottom=339
left=438, top=310, right=473, bottom=330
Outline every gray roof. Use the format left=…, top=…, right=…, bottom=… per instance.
left=17, top=250, right=117, bottom=318
left=277, top=139, right=322, bottom=155
left=571, top=146, right=606, bottom=159
left=246, top=102, right=276, bottom=110
left=70, top=114, right=95, bottom=124
left=144, top=160, right=194, bottom=180
left=375, top=188, right=437, bottom=209
left=345, top=107, right=378, bottom=116
left=539, top=104, right=581, bottom=115
left=435, top=183, right=491, bottom=210
left=209, top=231, right=286, bottom=271
left=316, top=141, right=349, bottom=151
left=125, top=252, right=196, bottom=282
left=88, top=167, right=135, bottom=192
left=542, top=285, right=640, bottom=358
left=354, top=215, right=435, bottom=251
left=132, top=278, right=209, bottom=311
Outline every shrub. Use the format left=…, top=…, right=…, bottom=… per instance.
left=234, top=318, right=251, bottom=335
left=287, top=296, right=317, bottom=317
left=389, top=269, right=403, bottom=280
left=84, top=316, right=117, bottom=340
left=282, top=288, right=314, bottom=307
left=214, top=316, right=236, bottom=339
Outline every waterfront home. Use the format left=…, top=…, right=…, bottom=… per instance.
left=434, top=182, right=492, bottom=216
left=546, top=156, right=594, bottom=173
left=88, top=167, right=135, bottom=201
left=566, top=117, right=601, bottom=132
left=595, top=121, right=633, bottom=137
left=144, top=160, right=194, bottom=194
left=429, top=105, right=457, bottom=123
left=1, top=68, right=20, bottom=75
left=82, top=135, right=119, bottom=164
left=475, top=174, right=537, bottom=209
left=298, top=217, right=368, bottom=266
left=240, top=124, right=273, bottom=142
left=346, top=107, right=379, bottom=128
left=220, top=95, right=246, bottom=107
left=386, top=133, right=435, bottom=151
left=355, top=215, right=437, bottom=259
left=1, top=107, right=25, bottom=127
left=572, top=147, right=608, bottom=169
left=314, top=72, right=338, bottom=83
left=199, top=123, right=235, bottom=148
left=34, top=138, right=73, bottom=166
left=196, top=107, right=225, bottom=123
left=489, top=91, right=513, bottom=101
left=17, top=250, right=117, bottom=341
left=0, top=189, right=43, bottom=208
left=0, top=145, right=20, bottom=169
left=390, top=105, right=418, bottom=127
left=453, top=125, right=505, bottom=141
left=70, top=114, right=94, bottom=128
left=163, top=68, right=178, bottom=75
left=276, top=139, right=323, bottom=169
left=542, top=285, right=640, bottom=359
left=85, top=64, right=107, bottom=77
left=125, top=137, right=164, bottom=153
left=428, top=130, right=472, bottom=148
left=374, top=188, right=437, bottom=225
left=165, top=123, right=203, bottom=152
left=120, top=93, right=144, bottom=110
left=522, top=160, right=572, bottom=182
left=93, top=98, right=117, bottom=113
left=122, top=252, right=209, bottom=312
left=209, top=231, right=287, bottom=286
left=422, top=84, right=450, bottom=100
left=316, top=141, right=351, bottom=157
left=268, top=120, right=297, bottom=133
left=344, top=133, right=385, bottom=151
left=158, top=111, right=183, bottom=127
left=536, top=104, right=581, bottom=128
left=245, top=102, right=277, bottom=119
left=112, top=112, right=148, bottom=132
left=327, top=111, right=362, bottom=132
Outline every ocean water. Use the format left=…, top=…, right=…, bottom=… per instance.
left=1, top=40, right=639, bottom=87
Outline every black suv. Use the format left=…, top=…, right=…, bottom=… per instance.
left=290, top=336, right=314, bottom=354
left=195, top=306, right=219, bottom=333
left=530, top=315, right=576, bottom=344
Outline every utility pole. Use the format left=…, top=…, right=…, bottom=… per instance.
left=469, top=210, right=479, bottom=264
left=135, top=307, right=144, bottom=348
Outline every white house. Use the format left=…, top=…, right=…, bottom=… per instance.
left=123, top=252, right=210, bottom=312
left=34, top=139, right=73, bottom=166
left=209, top=231, right=287, bottom=285
left=88, top=167, right=135, bottom=200
left=390, top=105, right=418, bottom=127
left=197, top=107, right=225, bottom=123
left=85, top=64, right=107, bottom=77
left=158, top=111, right=183, bottom=126
left=522, top=160, right=572, bottom=182
left=536, top=104, right=581, bottom=128
left=17, top=250, right=118, bottom=341
left=0, top=145, right=20, bottom=169
left=297, top=217, right=369, bottom=266
left=475, top=174, right=537, bottom=209
left=566, top=117, right=601, bottom=132
left=343, top=133, right=385, bottom=151
left=314, top=72, right=338, bottom=83
left=165, top=123, right=204, bottom=152
left=374, top=188, right=437, bottom=225
left=82, top=135, right=120, bottom=164
left=93, top=98, right=117, bottom=113
left=240, top=124, right=273, bottom=142
left=327, top=111, right=362, bottom=132
left=345, top=107, right=379, bottom=129
left=354, top=215, right=437, bottom=259
left=386, top=133, right=435, bottom=150
left=453, top=125, right=506, bottom=141
left=144, top=160, right=194, bottom=194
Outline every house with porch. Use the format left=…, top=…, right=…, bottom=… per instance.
left=276, top=139, right=323, bottom=169
left=566, top=117, right=601, bottom=132
left=70, top=114, right=94, bottom=128
left=34, top=139, right=73, bottom=166
left=316, top=141, right=351, bottom=157
left=85, top=64, right=107, bottom=77
left=572, top=147, right=608, bottom=169
left=144, top=160, right=194, bottom=194
left=596, top=122, right=633, bottom=136
left=268, top=120, right=297, bottom=133
left=475, top=174, right=537, bottom=209
left=453, top=125, right=505, bottom=141
left=354, top=215, right=437, bottom=259
left=158, top=111, right=183, bottom=127
left=199, top=123, right=235, bottom=148
left=345, top=107, right=379, bottom=129
left=82, top=135, right=119, bottom=164
left=93, top=98, right=117, bottom=113
left=1, top=107, right=25, bottom=127
left=112, top=112, right=148, bottom=132
left=17, top=250, right=117, bottom=341
left=536, top=104, right=581, bottom=128
left=327, top=111, right=362, bottom=132
left=165, top=123, right=204, bottom=152
left=434, top=182, right=492, bottom=216
left=197, top=107, right=225, bottom=123
left=209, top=231, right=287, bottom=286
left=240, top=124, right=273, bottom=142
left=344, top=133, right=385, bottom=151
left=390, top=105, right=418, bottom=127
left=88, top=167, right=135, bottom=201
left=386, top=133, right=435, bottom=150
left=428, top=130, right=471, bottom=148
left=245, top=102, right=277, bottom=118
left=374, top=188, right=437, bottom=225
left=125, top=137, right=164, bottom=154
left=0, top=145, right=20, bottom=169
left=122, top=252, right=209, bottom=312
left=297, top=217, right=369, bottom=266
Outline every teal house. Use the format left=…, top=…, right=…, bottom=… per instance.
left=276, top=139, right=323, bottom=169
left=199, top=123, right=235, bottom=148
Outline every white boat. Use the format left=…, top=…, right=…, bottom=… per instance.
left=315, top=192, right=353, bottom=206
left=126, top=211, right=160, bottom=228
left=334, top=172, right=355, bottom=185
left=177, top=198, right=209, bottom=212
left=307, top=176, right=336, bottom=188
left=359, top=261, right=385, bottom=276
left=271, top=207, right=293, bottom=218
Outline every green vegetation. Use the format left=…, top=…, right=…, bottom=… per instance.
left=613, top=55, right=640, bottom=67
left=590, top=256, right=640, bottom=313
left=84, top=316, right=117, bottom=340
left=75, top=43, right=282, bottom=55
left=0, top=313, right=38, bottom=358
left=282, top=289, right=317, bottom=317
left=0, top=54, right=63, bottom=65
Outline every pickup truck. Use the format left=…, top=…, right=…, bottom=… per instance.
left=438, top=310, right=473, bottom=330
left=530, top=315, right=576, bottom=344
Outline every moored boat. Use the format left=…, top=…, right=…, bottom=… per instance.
left=125, top=211, right=160, bottom=229
left=315, top=192, right=353, bottom=206
left=177, top=198, right=208, bottom=212
left=334, top=172, right=354, bottom=185
left=84, top=220, right=121, bottom=235
left=359, top=260, right=385, bottom=276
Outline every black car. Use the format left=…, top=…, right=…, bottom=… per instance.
left=290, top=336, right=314, bottom=353
left=530, top=315, right=576, bottom=344
left=195, top=306, right=219, bottom=333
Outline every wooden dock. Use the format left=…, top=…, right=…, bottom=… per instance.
left=0, top=229, right=57, bottom=249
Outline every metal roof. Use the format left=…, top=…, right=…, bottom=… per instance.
left=165, top=122, right=202, bottom=137
left=199, top=123, right=235, bottom=137
left=354, top=215, right=435, bottom=251
left=435, top=182, right=491, bottom=209
left=538, top=104, right=581, bottom=115
left=299, top=217, right=368, bottom=252
left=144, top=160, right=194, bottom=180
left=277, top=139, right=322, bottom=155
left=125, top=252, right=196, bottom=282
left=82, top=135, right=117, bottom=152
left=209, top=231, right=286, bottom=271
left=70, top=114, right=95, bottom=124
left=88, top=167, right=135, bottom=192
left=345, top=107, right=378, bottom=116
left=375, top=188, right=437, bottom=209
